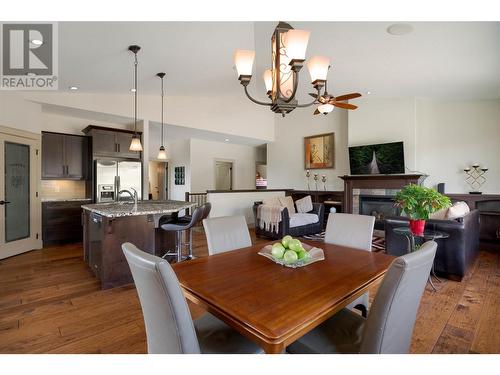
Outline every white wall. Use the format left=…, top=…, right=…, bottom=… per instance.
left=348, top=97, right=500, bottom=194
left=267, top=108, right=349, bottom=191
left=190, top=138, right=258, bottom=192
left=416, top=99, right=500, bottom=193
left=348, top=97, right=417, bottom=171
left=0, top=94, right=42, bottom=133
left=165, top=140, right=191, bottom=201
left=24, top=92, right=275, bottom=142
left=207, top=191, right=286, bottom=224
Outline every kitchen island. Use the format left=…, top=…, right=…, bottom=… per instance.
left=82, top=200, right=196, bottom=289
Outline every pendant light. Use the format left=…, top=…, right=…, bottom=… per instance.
left=156, top=72, right=167, bottom=160
left=128, top=45, right=143, bottom=152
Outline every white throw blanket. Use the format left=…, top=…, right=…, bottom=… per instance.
left=257, top=204, right=283, bottom=233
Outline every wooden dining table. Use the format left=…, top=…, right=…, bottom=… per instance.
left=172, top=240, right=395, bottom=353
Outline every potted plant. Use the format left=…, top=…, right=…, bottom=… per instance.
left=394, top=184, right=451, bottom=235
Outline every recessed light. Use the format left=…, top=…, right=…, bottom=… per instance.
left=31, top=39, right=43, bottom=46
left=130, top=88, right=137, bottom=92
left=387, top=23, right=414, bottom=36
left=224, top=139, right=229, bottom=142
left=366, top=91, right=371, bottom=95
left=69, top=86, right=79, bottom=91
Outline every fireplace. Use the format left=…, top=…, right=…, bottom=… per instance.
left=359, top=195, right=401, bottom=230
left=339, top=174, right=426, bottom=213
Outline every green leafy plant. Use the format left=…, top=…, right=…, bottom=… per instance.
left=394, top=184, right=451, bottom=220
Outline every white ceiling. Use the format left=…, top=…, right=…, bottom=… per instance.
left=57, top=21, right=500, bottom=99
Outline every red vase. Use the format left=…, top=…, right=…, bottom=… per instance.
left=409, top=219, right=426, bottom=236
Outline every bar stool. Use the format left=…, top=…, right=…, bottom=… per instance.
left=178, top=202, right=212, bottom=224
left=160, top=205, right=205, bottom=262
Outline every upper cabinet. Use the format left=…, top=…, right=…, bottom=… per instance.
left=42, top=132, right=90, bottom=180
left=82, top=126, right=142, bottom=159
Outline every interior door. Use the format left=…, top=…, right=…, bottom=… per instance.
left=0, top=131, right=41, bottom=259
left=215, top=161, right=233, bottom=190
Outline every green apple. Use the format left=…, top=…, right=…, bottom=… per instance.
left=297, top=248, right=308, bottom=260
left=283, top=250, right=298, bottom=264
left=281, top=235, right=293, bottom=248
left=271, top=243, right=286, bottom=259
left=288, top=239, right=302, bottom=252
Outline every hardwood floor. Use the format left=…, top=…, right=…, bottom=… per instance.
left=0, top=228, right=498, bottom=354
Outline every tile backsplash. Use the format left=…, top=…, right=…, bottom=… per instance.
left=41, top=180, right=87, bottom=200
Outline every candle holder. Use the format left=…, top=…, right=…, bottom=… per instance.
left=313, top=173, right=319, bottom=191
left=464, top=164, right=488, bottom=194
left=305, top=170, right=311, bottom=190
left=321, top=175, right=327, bottom=191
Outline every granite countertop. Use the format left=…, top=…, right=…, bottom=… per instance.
left=42, top=198, right=93, bottom=202
left=81, top=200, right=197, bottom=218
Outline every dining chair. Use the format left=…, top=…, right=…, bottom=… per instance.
left=122, top=242, right=263, bottom=354
left=203, top=215, right=252, bottom=255
left=324, top=213, right=375, bottom=317
left=287, top=240, right=437, bottom=354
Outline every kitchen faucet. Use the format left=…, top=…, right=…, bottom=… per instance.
left=118, top=188, right=138, bottom=211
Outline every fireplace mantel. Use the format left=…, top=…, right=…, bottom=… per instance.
left=339, top=174, right=427, bottom=213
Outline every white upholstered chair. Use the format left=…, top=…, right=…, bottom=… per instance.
left=122, top=242, right=262, bottom=354
left=325, top=213, right=375, bottom=317
left=202, top=215, right=252, bottom=256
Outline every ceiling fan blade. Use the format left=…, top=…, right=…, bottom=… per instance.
left=313, top=108, right=320, bottom=115
left=334, top=93, right=362, bottom=101
left=332, top=102, right=358, bottom=110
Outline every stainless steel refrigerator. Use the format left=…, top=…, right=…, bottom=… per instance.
left=95, top=160, right=142, bottom=203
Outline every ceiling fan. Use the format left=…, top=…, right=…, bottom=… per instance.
left=309, top=87, right=362, bottom=115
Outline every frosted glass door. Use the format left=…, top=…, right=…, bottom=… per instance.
left=4, top=142, right=30, bottom=242
left=1, top=129, right=40, bottom=259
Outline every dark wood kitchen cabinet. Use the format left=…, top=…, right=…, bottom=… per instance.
left=42, top=199, right=91, bottom=245
left=42, top=132, right=90, bottom=180
left=82, top=125, right=141, bottom=159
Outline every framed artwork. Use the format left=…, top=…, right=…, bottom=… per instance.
left=304, top=132, right=335, bottom=169
left=174, top=166, right=185, bottom=185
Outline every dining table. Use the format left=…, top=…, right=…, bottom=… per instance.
left=172, top=239, right=395, bottom=353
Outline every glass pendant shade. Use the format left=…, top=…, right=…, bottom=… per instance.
left=129, top=135, right=143, bottom=151
left=234, top=49, right=255, bottom=77
left=263, top=69, right=273, bottom=92
left=318, top=103, right=334, bottom=114
left=157, top=146, right=167, bottom=160
left=307, top=55, right=330, bottom=82
left=284, top=29, right=310, bottom=60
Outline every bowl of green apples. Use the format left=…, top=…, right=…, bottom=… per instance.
left=258, top=235, right=324, bottom=268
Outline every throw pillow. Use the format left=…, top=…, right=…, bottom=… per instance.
left=446, top=201, right=470, bottom=220
left=429, top=207, right=449, bottom=220
left=278, top=196, right=296, bottom=215
left=295, top=195, right=313, bottom=213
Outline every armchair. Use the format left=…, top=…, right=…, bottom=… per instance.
left=253, top=202, right=324, bottom=240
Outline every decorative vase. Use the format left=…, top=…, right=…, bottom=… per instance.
left=409, top=219, right=426, bottom=236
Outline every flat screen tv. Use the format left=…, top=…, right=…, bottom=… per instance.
left=349, top=141, right=405, bottom=175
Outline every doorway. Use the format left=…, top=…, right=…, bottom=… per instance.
left=149, top=160, right=168, bottom=200
left=0, top=126, right=42, bottom=259
left=215, top=161, right=233, bottom=190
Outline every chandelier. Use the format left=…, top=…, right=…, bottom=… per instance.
left=234, top=22, right=361, bottom=117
